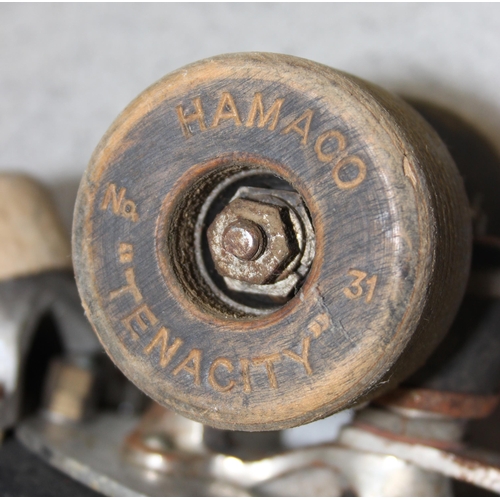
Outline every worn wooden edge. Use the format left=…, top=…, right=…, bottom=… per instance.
left=352, top=78, right=472, bottom=399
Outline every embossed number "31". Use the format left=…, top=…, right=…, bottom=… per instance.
left=343, top=270, right=377, bottom=303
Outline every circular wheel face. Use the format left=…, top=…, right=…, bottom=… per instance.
left=73, top=53, right=470, bottom=431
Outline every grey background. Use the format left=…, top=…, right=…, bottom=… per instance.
left=1, top=3, right=500, bottom=233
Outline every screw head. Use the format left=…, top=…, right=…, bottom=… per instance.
left=222, top=220, right=265, bottom=261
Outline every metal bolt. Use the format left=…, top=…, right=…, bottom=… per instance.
left=222, top=220, right=265, bottom=261
left=207, top=198, right=299, bottom=285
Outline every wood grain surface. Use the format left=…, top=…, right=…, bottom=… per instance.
left=72, top=53, right=471, bottom=431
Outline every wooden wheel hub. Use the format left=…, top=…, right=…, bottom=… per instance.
left=73, top=53, right=471, bottom=431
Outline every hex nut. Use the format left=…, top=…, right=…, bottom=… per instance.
left=207, top=198, right=299, bottom=285
left=227, top=186, right=316, bottom=286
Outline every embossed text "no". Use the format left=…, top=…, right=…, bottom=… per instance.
left=101, top=183, right=139, bottom=222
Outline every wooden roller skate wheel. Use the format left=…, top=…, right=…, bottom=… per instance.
left=73, top=53, right=471, bottom=431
